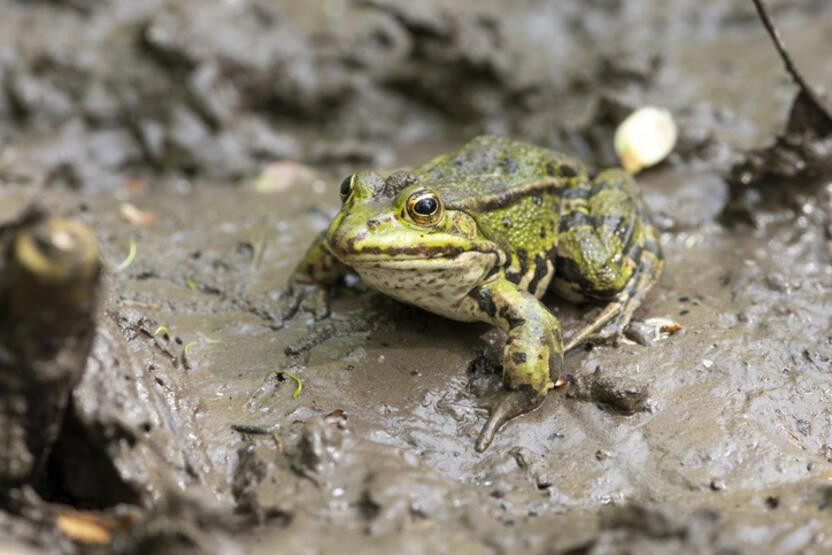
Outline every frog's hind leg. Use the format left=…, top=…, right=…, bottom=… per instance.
left=552, top=168, right=663, bottom=352
left=563, top=241, right=662, bottom=351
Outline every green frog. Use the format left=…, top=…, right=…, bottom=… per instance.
left=283, top=135, right=662, bottom=452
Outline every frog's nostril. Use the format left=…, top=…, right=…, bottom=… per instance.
left=366, top=218, right=380, bottom=229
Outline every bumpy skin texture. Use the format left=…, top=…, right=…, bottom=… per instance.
left=287, top=135, right=662, bottom=451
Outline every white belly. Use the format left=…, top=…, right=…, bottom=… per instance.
left=352, top=251, right=498, bottom=322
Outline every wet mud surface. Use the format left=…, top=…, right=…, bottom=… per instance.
left=2, top=0, right=832, bottom=553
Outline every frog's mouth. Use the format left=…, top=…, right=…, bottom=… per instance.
left=336, top=252, right=473, bottom=274
left=334, top=244, right=468, bottom=266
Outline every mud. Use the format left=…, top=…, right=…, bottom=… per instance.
left=1, top=0, right=832, bottom=553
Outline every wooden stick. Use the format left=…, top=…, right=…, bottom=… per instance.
left=750, top=0, right=832, bottom=121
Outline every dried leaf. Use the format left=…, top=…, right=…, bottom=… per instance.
left=119, top=202, right=155, bottom=226
left=55, top=511, right=114, bottom=545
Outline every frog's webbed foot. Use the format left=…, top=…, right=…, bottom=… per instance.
left=272, top=230, right=349, bottom=328
left=471, top=277, right=563, bottom=452
left=564, top=252, right=662, bottom=353
left=476, top=387, right=544, bottom=453
left=274, top=281, right=332, bottom=327
left=563, top=302, right=629, bottom=352
left=565, top=315, right=659, bottom=352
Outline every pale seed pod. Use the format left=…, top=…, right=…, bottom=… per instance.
left=614, top=107, right=677, bottom=174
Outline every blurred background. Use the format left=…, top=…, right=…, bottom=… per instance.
left=1, top=0, right=830, bottom=190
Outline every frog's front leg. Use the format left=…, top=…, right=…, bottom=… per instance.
left=279, top=231, right=350, bottom=323
left=472, top=276, right=563, bottom=452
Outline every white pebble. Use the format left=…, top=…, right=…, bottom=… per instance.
left=614, top=107, right=677, bottom=173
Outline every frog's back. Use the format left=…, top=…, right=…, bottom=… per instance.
left=416, top=135, right=586, bottom=207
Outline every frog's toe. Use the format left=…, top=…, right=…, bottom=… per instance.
left=475, top=387, right=544, bottom=453
left=564, top=313, right=631, bottom=351
left=573, top=317, right=654, bottom=349
left=590, top=320, right=626, bottom=346
left=275, top=286, right=304, bottom=320
left=274, top=282, right=332, bottom=326
left=310, top=288, right=332, bottom=320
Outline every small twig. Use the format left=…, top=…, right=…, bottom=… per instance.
left=275, top=370, right=303, bottom=399
left=750, top=0, right=832, bottom=122
left=182, top=337, right=220, bottom=368
left=117, top=299, right=163, bottom=310
left=182, top=340, right=199, bottom=363
left=231, top=423, right=279, bottom=435
left=113, top=240, right=137, bottom=273
left=251, top=235, right=267, bottom=271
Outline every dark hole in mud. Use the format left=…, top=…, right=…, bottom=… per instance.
left=818, top=487, right=832, bottom=511
left=42, top=401, right=138, bottom=509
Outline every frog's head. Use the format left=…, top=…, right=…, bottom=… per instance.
left=325, top=170, right=484, bottom=269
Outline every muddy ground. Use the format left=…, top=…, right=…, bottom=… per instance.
left=1, top=0, right=832, bottom=553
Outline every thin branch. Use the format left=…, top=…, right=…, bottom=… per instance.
left=750, top=0, right=832, bottom=121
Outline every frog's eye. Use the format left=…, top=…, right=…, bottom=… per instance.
left=405, top=190, right=442, bottom=226
left=339, top=175, right=354, bottom=201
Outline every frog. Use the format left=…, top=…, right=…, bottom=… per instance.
left=281, top=135, right=662, bottom=452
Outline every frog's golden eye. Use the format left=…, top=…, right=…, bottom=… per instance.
left=339, top=175, right=354, bottom=201
left=405, top=190, right=442, bottom=226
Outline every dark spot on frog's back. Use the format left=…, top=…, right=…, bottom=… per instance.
left=561, top=182, right=591, bottom=200
left=555, top=255, right=617, bottom=299
left=504, top=249, right=528, bottom=284
left=559, top=164, right=577, bottom=178
left=546, top=162, right=577, bottom=178
left=546, top=162, right=557, bottom=177
left=500, top=156, right=519, bottom=173
left=527, top=254, right=549, bottom=294
left=516, top=249, right=528, bottom=273
left=559, top=209, right=592, bottom=233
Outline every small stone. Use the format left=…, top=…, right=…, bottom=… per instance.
left=595, top=450, right=610, bottom=461
left=614, top=106, right=677, bottom=173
